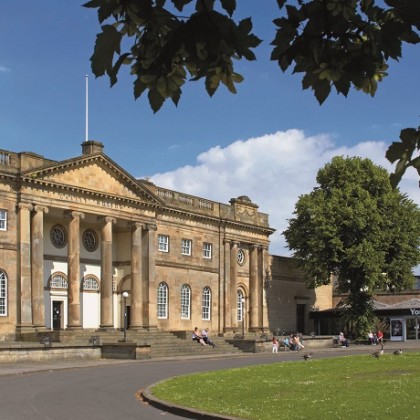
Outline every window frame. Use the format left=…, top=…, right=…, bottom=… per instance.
left=0, top=209, right=7, bottom=231
left=82, top=276, right=100, bottom=291
left=181, top=239, right=192, bottom=256
left=0, top=270, right=7, bottom=316
left=202, top=242, right=212, bottom=259
left=158, top=234, right=169, bottom=253
left=180, top=284, right=191, bottom=319
left=157, top=282, right=168, bottom=319
left=237, top=290, right=245, bottom=322
left=49, top=273, right=68, bottom=289
left=202, top=287, right=211, bottom=320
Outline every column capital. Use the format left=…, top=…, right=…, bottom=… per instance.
left=231, top=241, right=239, bottom=247
left=18, top=202, right=33, bottom=211
left=223, top=239, right=231, bottom=245
left=130, top=222, right=146, bottom=231
left=33, top=204, right=49, bottom=214
left=98, top=216, right=116, bottom=224
left=65, top=210, right=85, bottom=220
left=145, top=223, right=157, bottom=231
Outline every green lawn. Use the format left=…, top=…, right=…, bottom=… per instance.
left=151, top=353, right=420, bottom=419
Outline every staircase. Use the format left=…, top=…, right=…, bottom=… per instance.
left=20, top=329, right=243, bottom=359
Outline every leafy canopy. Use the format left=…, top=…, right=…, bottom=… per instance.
left=84, top=1, right=420, bottom=184
left=284, top=156, right=420, bottom=334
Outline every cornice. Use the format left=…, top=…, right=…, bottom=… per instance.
left=20, top=177, right=160, bottom=210
left=158, top=206, right=275, bottom=235
left=21, top=153, right=162, bottom=206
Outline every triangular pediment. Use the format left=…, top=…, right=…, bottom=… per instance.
left=22, top=153, right=161, bottom=205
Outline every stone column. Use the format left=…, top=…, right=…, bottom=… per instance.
left=67, top=211, right=84, bottom=329
left=249, top=244, right=259, bottom=331
left=143, top=224, right=157, bottom=329
left=230, top=241, right=239, bottom=329
left=17, top=203, right=33, bottom=329
left=100, top=217, right=116, bottom=329
left=261, top=246, right=270, bottom=330
left=130, top=222, right=144, bottom=329
left=223, top=239, right=231, bottom=331
left=31, top=205, right=49, bottom=329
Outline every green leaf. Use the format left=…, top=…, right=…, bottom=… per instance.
left=220, top=0, right=236, bottom=17
left=313, top=79, right=331, bottom=104
left=109, top=53, right=131, bottom=87
left=90, top=25, right=122, bottom=77
left=148, top=88, right=166, bottom=113
left=172, top=0, right=193, bottom=12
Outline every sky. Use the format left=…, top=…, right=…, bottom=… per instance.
left=1, top=1, right=420, bottom=259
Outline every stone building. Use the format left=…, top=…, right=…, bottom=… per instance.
left=0, top=142, right=276, bottom=340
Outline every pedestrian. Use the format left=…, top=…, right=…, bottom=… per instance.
left=272, top=336, right=279, bottom=353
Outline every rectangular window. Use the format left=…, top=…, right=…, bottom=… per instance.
left=158, top=234, right=169, bottom=252
left=203, top=242, right=212, bottom=259
left=181, top=239, right=192, bottom=256
left=0, top=272, right=6, bottom=316
left=0, top=210, right=7, bottom=231
left=202, top=288, right=211, bottom=320
left=181, top=285, right=191, bottom=319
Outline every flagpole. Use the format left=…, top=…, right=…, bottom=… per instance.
left=85, top=74, right=89, bottom=142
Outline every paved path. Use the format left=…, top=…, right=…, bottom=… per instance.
left=0, top=341, right=417, bottom=420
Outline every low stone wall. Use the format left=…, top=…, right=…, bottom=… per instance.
left=101, top=343, right=151, bottom=360
left=0, top=345, right=101, bottom=363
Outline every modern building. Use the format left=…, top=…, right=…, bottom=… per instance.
left=0, top=141, right=277, bottom=340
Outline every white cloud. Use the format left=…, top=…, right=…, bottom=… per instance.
left=0, top=65, right=11, bottom=73
left=150, top=129, right=420, bottom=258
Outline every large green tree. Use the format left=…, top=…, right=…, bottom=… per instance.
left=283, top=156, right=420, bottom=335
left=84, top=1, right=420, bottom=183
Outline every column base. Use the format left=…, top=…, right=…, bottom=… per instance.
left=97, top=326, right=116, bottom=332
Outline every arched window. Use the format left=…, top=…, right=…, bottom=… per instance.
left=157, top=282, right=168, bottom=319
left=82, top=276, right=100, bottom=291
left=237, top=290, right=245, bottom=322
left=50, top=273, right=68, bottom=289
left=202, top=287, right=211, bottom=320
left=0, top=270, right=7, bottom=316
left=180, top=284, right=191, bottom=319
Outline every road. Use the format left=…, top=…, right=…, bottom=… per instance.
left=0, top=344, right=414, bottom=420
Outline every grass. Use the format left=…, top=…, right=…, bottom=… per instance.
left=151, top=352, right=420, bottom=419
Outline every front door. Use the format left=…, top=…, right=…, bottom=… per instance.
left=406, top=318, right=419, bottom=340
left=52, top=301, right=63, bottom=330
left=297, top=304, right=305, bottom=333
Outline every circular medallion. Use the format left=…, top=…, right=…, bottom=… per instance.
left=50, top=224, right=67, bottom=248
left=82, top=229, right=98, bottom=252
left=237, top=248, right=245, bottom=265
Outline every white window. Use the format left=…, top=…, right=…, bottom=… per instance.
left=181, top=239, right=192, bottom=256
left=202, top=242, right=212, bottom=259
left=0, top=210, right=7, bottom=231
left=157, top=282, right=168, bottom=319
left=237, top=290, right=245, bottom=322
left=50, top=274, right=68, bottom=289
left=180, top=284, right=191, bottom=319
left=82, top=276, right=100, bottom=291
left=202, top=287, right=211, bottom=320
left=0, top=270, right=7, bottom=316
left=158, top=235, right=169, bottom=252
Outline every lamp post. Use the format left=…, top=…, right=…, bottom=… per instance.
left=122, top=291, right=128, bottom=342
left=241, top=298, right=245, bottom=339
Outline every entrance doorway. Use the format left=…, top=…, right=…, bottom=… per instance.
left=406, top=318, right=419, bottom=340
left=52, top=301, right=63, bottom=330
left=297, top=304, right=305, bottom=333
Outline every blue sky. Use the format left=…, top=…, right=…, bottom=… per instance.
left=1, top=1, right=420, bottom=257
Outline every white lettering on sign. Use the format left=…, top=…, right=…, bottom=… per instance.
left=410, top=308, right=420, bottom=316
